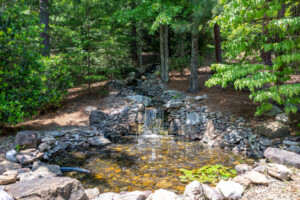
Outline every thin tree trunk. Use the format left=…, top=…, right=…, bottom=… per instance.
left=160, top=24, right=165, bottom=79
left=180, top=33, right=185, bottom=76
left=260, top=14, right=272, bottom=66
left=131, top=23, right=138, bottom=62
left=276, top=4, right=286, bottom=85
left=189, top=22, right=199, bottom=93
left=214, top=23, right=222, bottom=64
left=39, top=0, right=50, bottom=56
left=138, top=22, right=143, bottom=68
left=163, top=25, right=169, bottom=82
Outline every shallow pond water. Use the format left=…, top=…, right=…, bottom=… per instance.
left=53, top=135, right=254, bottom=193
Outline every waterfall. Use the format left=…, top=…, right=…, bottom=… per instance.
left=138, top=107, right=167, bottom=135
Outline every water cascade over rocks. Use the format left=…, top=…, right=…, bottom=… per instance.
left=138, top=107, right=167, bottom=135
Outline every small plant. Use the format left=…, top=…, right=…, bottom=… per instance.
left=179, top=164, right=237, bottom=186
left=171, top=94, right=182, bottom=100
left=154, top=70, right=161, bottom=77
left=14, top=145, right=26, bottom=151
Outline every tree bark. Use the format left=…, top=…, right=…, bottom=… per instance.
left=138, top=22, right=143, bottom=68
left=189, top=23, right=199, bottom=93
left=131, top=23, right=138, bottom=62
left=160, top=24, right=165, bottom=80
left=39, top=0, right=50, bottom=56
left=260, top=14, right=272, bottom=66
left=162, top=25, right=169, bottom=82
left=214, top=23, right=222, bottom=64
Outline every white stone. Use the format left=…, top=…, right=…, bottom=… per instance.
left=244, top=171, right=268, bottom=185
left=202, top=184, right=223, bottom=200
left=216, top=180, right=244, bottom=200
left=85, top=188, right=99, bottom=200
left=267, top=163, right=292, bottom=180
left=150, top=189, right=178, bottom=200
left=183, top=180, right=205, bottom=200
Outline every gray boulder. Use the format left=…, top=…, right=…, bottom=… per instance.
left=5, top=177, right=88, bottom=200
left=222, top=130, right=245, bottom=144
left=186, top=112, right=200, bottom=126
left=0, top=161, right=21, bottom=175
left=0, top=189, right=14, bottom=200
left=276, top=113, right=290, bottom=124
left=263, top=105, right=282, bottom=117
left=183, top=180, right=205, bottom=200
left=263, top=147, right=300, bottom=168
left=89, top=110, right=108, bottom=126
left=216, top=180, right=244, bottom=200
left=256, top=121, right=289, bottom=139
left=14, top=130, right=39, bottom=149
left=202, top=120, right=216, bottom=143
left=31, top=161, right=62, bottom=177
left=88, top=136, right=111, bottom=147
left=235, top=164, right=252, bottom=174
left=5, top=150, right=18, bottom=163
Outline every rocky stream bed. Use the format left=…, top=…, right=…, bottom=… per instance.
left=0, top=70, right=300, bottom=200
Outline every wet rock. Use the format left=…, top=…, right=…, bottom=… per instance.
left=118, top=191, right=152, bottom=200
left=148, top=189, right=178, bottom=200
left=243, top=171, right=268, bottom=185
left=186, top=112, right=200, bottom=126
left=85, top=188, right=99, bottom=200
left=97, top=192, right=119, bottom=200
left=263, top=147, right=300, bottom=168
left=256, top=121, right=289, bottom=139
left=216, top=180, right=244, bottom=200
left=16, top=154, right=37, bottom=165
left=0, top=189, right=14, bottom=200
left=263, top=105, right=282, bottom=117
left=89, top=110, right=109, bottom=126
left=88, top=136, right=111, bottom=146
left=235, top=164, right=252, bottom=174
left=5, top=150, right=18, bottom=163
left=5, top=177, right=88, bottom=200
left=14, top=130, right=39, bottom=149
left=222, top=130, right=244, bottom=144
left=0, top=161, right=22, bottom=175
left=232, top=175, right=251, bottom=189
left=202, top=120, right=216, bottom=143
left=202, top=184, right=223, bottom=200
left=183, top=180, right=205, bottom=200
left=169, top=119, right=181, bottom=135
left=266, top=163, right=292, bottom=180
left=31, top=161, right=62, bottom=177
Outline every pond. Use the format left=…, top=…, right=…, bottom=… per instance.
left=52, top=135, right=254, bottom=193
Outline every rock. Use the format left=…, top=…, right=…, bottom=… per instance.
left=0, top=189, right=14, bottom=200
left=283, top=140, right=300, bottom=146
left=0, top=161, right=22, bottom=175
left=195, top=95, right=208, bottom=101
left=256, top=121, right=289, bottom=139
left=253, top=165, right=267, bottom=173
left=118, top=191, right=152, bottom=200
left=0, top=173, right=17, bottom=185
left=89, top=110, right=108, bottom=126
left=104, top=80, right=124, bottom=90
left=286, top=145, right=300, bottom=154
left=16, top=154, right=37, bottom=165
left=17, top=172, right=43, bottom=181
left=31, top=161, right=62, bottom=177
left=183, top=180, right=205, bottom=200
left=5, top=150, right=18, bottom=163
left=38, top=142, right=50, bottom=152
left=276, top=113, right=290, bottom=124
left=202, top=184, right=223, bottom=200
left=85, top=106, right=97, bottom=112
left=149, top=189, right=178, bottom=200
left=186, top=112, right=200, bottom=126
left=263, top=147, right=300, bottom=168
left=266, top=163, right=292, bottom=180
left=222, top=130, right=245, bottom=144
left=41, top=136, right=56, bottom=144
left=164, top=100, right=184, bottom=109
left=43, top=131, right=67, bottom=137
left=85, top=188, right=99, bottom=200
left=5, top=177, right=88, bottom=200
left=97, top=192, right=119, bottom=200
left=232, top=175, right=251, bottom=189
left=88, top=136, right=111, bottom=146
left=243, top=171, right=268, bottom=185
left=216, top=180, right=244, bottom=200
left=141, top=75, right=147, bottom=81
left=264, top=104, right=282, bottom=117
left=235, top=164, right=252, bottom=174
left=14, top=130, right=39, bottom=149
left=202, top=120, right=216, bottom=143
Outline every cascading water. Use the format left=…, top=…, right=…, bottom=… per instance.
left=138, top=107, right=167, bottom=135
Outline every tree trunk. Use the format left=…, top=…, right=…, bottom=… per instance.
left=189, top=23, right=199, bottom=93
left=131, top=23, right=138, bottom=62
left=214, top=23, right=222, bottom=64
left=39, top=0, right=50, bottom=56
left=160, top=24, right=165, bottom=80
left=260, top=14, right=272, bottom=66
left=162, top=25, right=169, bottom=82
left=276, top=4, right=286, bottom=85
left=138, top=22, right=143, bottom=68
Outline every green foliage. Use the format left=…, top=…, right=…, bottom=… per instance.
left=170, top=56, right=190, bottom=75
left=206, top=0, right=300, bottom=116
left=0, top=1, right=72, bottom=125
left=14, top=145, right=26, bottom=152
left=179, top=164, right=237, bottom=185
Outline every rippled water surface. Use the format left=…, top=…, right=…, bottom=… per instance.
left=54, top=136, right=253, bottom=193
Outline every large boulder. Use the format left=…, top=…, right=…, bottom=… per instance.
left=256, top=121, right=289, bottom=139
left=266, top=163, right=292, bottom=180
left=263, top=104, right=282, bottom=117
left=14, top=130, right=39, bottom=149
left=5, top=177, right=88, bottom=200
left=263, top=147, right=300, bottom=168
left=183, top=180, right=205, bottom=200
left=216, top=180, right=244, bottom=200
left=89, top=110, right=109, bottom=126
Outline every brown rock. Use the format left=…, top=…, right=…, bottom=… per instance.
left=256, top=121, right=289, bottom=139
left=14, top=130, right=39, bottom=149
left=16, top=154, right=37, bottom=165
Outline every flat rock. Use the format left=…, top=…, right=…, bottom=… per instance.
left=5, top=177, right=88, bottom=200
left=16, top=154, right=37, bottom=165
left=216, top=180, right=244, bottom=200
left=256, top=121, right=289, bottom=139
left=17, top=172, right=43, bottom=181
left=266, top=163, right=292, bottom=180
left=235, top=164, right=252, bottom=174
left=0, top=174, right=16, bottom=185
left=0, top=161, right=21, bottom=175
left=88, top=136, right=111, bottom=146
left=0, top=189, right=14, bottom=200
left=244, top=171, right=268, bottom=185
left=148, top=189, right=178, bottom=200
left=85, top=188, right=99, bottom=200
left=14, top=130, right=39, bottom=149
left=263, top=147, right=300, bottom=168
left=195, top=95, right=208, bottom=101
left=31, top=161, right=62, bottom=177
left=202, top=184, right=223, bottom=200
left=183, top=181, right=205, bottom=200
left=232, top=175, right=251, bottom=189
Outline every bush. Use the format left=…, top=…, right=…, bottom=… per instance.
left=0, top=1, right=72, bottom=125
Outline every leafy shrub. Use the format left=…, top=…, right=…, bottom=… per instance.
left=0, top=1, right=72, bottom=125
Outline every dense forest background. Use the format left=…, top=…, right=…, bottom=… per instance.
left=0, top=0, right=299, bottom=125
